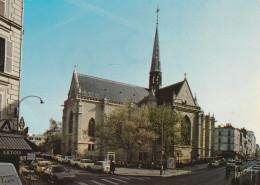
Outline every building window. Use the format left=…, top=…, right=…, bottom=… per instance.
left=88, top=144, right=95, bottom=151
left=68, top=111, right=73, bottom=133
left=88, top=118, right=95, bottom=137
left=228, top=131, right=231, bottom=136
left=139, top=152, right=147, bottom=161
left=219, top=131, right=221, bottom=136
left=0, top=0, right=6, bottom=17
left=0, top=37, right=5, bottom=72
left=228, top=138, right=230, bottom=144
left=219, top=138, right=221, bottom=143
left=0, top=37, right=13, bottom=73
left=182, top=116, right=191, bottom=146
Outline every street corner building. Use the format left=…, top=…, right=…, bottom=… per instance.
left=61, top=12, right=216, bottom=164
left=0, top=0, right=34, bottom=171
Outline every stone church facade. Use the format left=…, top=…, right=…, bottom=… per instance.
left=61, top=13, right=215, bottom=163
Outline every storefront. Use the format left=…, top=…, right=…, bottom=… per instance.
left=0, top=134, right=33, bottom=172
left=0, top=120, right=33, bottom=172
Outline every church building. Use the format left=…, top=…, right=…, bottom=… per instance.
left=61, top=10, right=215, bottom=163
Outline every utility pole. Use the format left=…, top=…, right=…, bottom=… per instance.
left=160, top=120, right=164, bottom=175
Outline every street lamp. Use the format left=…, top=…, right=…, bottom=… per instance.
left=20, top=95, right=44, bottom=104
left=17, top=95, right=44, bottom=130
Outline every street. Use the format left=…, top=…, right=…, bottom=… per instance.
left=32, top=160, right=257, bottom=185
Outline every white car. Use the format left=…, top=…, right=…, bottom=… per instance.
left=91, top=161, right=110, bottom=173
left=63, top=156, right=74, bottom=163
left=69, top=158, right=80, bottom=167
left=78, top=159, right=94, bottom=170
left=0, top=163, right=22, bottom=185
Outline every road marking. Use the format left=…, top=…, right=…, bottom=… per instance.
left=101, top=178, right=119, bottom=184
left=78, top=182, right=89, bottom=185
left=92, top=180, right=106, bottom=185
left=140, top=177, right=151, bottom=180
left=127, top=176, right=147, bottom=180
left=117, top=176, right=131, bottom=180
left=110, top=177, right=127, bottom=183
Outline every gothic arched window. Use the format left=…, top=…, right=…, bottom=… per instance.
left=181, top=115, right=191, bottom=146
left=68, top=111, right=73, bottom=133
left=88, top=118, right=95, bottom=137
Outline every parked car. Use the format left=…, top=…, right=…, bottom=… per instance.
left=219, top=158, right=227, bottom=166
left=225, top=164, right=240, bottom=178
left=235, top=159, right=243, bottom=165
left=208, top=160, right=219, bottom=167
left=57, top=156, right=65, bottom=163
left=54, top=155, right=62, bottom=161
left=69, top=158, right=80, bottom=167
left=42, top=164, right=75, bottom=184
left=78, top=159, right=94, bottom=170
left=36, top=161, right=52, bottom=175
left=252, top=165, right=260, bottom=169
left=31, top=158, right=45, bottom=170
left=63, top=156, right=74, bottom=163
left=90, top=161, right=110, bottom=173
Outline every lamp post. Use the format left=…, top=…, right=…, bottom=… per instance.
left=17, top=95, right=44, bottom=130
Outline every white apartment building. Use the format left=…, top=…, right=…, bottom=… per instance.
left=214, top=124, right=241, bottom=155
left=214, top=124, right=257, bottom=158
left=27, top=133, right=45, bottom=146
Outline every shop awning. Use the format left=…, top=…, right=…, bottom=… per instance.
left=0, top=136, right=32, bottom=150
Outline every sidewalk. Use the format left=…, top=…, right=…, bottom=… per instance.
left=115, top=163, right=209, bottom=177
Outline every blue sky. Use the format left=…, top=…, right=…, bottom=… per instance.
left=21, top=0, right=260, bottom=143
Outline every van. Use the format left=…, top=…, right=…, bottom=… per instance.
left=0, top=163, right=22, bottom=185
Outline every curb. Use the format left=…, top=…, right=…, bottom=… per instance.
left=115, top=165, right=208, bottom=178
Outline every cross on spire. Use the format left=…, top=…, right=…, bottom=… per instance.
left=184, top=72, right=187, bottom=79
left=74, top=65, right=76, bottom=71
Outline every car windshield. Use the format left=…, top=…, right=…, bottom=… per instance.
left=83, top=160, right=93, bottom=163
left=39, top=162, right=50, bottom=167
left=53, top=166, right=67, bottom=173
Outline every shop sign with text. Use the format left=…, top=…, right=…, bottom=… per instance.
left=0, top=150, right=22, bottom=156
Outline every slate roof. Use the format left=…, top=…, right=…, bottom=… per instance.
left=77, top=73, right=150, bottom=104
left=150, top=25, right=161, bottom=72
left=156, top=80, right=185, bottom=105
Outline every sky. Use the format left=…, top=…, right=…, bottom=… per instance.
left=20, top=0, right=260, bottom=143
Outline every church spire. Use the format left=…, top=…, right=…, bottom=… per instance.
left=149, top=6, right=162, bottom=92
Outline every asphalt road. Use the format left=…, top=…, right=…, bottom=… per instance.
left=36, top=160, right=257, bottom=185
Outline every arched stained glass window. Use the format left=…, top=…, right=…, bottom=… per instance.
left=181, top=115, right=191, bottom=146
left=68, top=111, right=73, bottom=133
left=88, top=118, right=95, bottom=137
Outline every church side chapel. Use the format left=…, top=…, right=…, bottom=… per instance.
left=61, top=8, right=215, bottom=164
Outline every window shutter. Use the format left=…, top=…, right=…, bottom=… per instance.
left=5, top=40, right=12, bottom=74
left=0, top=0, right=5, bottom=17
left=0, top=94, right=2, bottom=119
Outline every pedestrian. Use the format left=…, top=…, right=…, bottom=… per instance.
left=110, top=161, right=115, bottom=176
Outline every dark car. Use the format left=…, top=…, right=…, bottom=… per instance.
left=42, top=164, right=75, bottom=184
left=235, top=159, right=243, bottom=165
left=225, top=164, right=240, bottom=178
left=208, top=160, right=220, bottom=168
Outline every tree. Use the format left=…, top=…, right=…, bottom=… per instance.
left=149, top=104, right=186, bottom=159
left=38, top=118, right=62, bottom=154
left=95, top=99, right=158, bottom=162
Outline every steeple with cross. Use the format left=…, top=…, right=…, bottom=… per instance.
left=149, top=6, right=162, bottom=92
